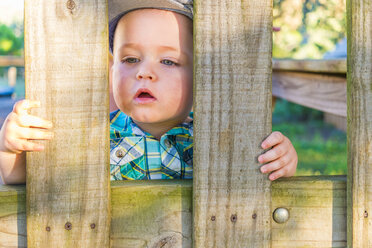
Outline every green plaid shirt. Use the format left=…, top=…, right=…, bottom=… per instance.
left=110, top=110, right=193, bottom=180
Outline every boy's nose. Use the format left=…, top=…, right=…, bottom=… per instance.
left=136, top=66, right=157, bottom=81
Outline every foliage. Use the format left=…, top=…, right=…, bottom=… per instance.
left=272, top=99, right=347, bottom=176
left=273, top=0, right=346, bottom=59
left=0, top=22, right=24, bottom=56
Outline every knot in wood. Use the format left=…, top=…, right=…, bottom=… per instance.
left=364, top=210, right=368, bottom=218
left=211, top=215, right=216, bottom=221
left=66, top=0, right=76, bottom=12
left=252, top=213, right=257, bottom=219
left=65, top=222, right=72, bottom=230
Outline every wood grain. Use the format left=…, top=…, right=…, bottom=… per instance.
left=272, top=176, right=346, bottom=248
left=0, top=177, right=347, bottom=248
left=273, top=59, right=346, bottom=74
left=24, top=0, right=110, bottom=247
left=110, top=180, right=192, bottom=248
left=193, top=0, right=272, bottom=247
left=272, top=71, right=346, bottom=117
left=347, top=0, right=372, bottom=247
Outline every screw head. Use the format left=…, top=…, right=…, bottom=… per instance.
left=273, top=207, right=289, bottom=224
left=66, top=0, right=76, bottom=11
left=115, top=149, right=124, bottom=158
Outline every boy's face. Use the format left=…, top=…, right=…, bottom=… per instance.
left=112, top=9, right=193, bottom=127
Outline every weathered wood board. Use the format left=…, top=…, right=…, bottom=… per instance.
left=272, top=71, right=346, bottom=117
left=272, top=59, right=346, bottom=74
left=272, top=176, right=346, bottom=248
left=24, top=0, right=110, bottom=247
left=0, top=56, right=24, bottom=67
left=193, top=0, right=273, bottom=247
left=347, top=0, right=372, bottom=247
left=0, top=177, right=347, bottom=248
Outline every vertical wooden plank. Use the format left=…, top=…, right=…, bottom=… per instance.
left=193, top=0, right=272, bottom=247
left=24, top=0, right=110, bottom=247
left=347, top=0, right=372, bottom=247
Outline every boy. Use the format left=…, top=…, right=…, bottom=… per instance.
left=0, top=0, right=297, bottom=184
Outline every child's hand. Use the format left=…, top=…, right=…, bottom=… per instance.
left=258, top=131, right=297, bottom=181
left=0, top=100, right=53, bottom=154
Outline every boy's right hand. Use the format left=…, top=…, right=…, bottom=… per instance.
left=0, top=100, right=53, bottom=154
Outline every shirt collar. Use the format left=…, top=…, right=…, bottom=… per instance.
left=110, top=110, right=193, bottom=138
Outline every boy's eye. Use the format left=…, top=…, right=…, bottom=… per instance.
left=161, top=59, right=177, bottom=66
left=123, top=57, right=139, bottom=63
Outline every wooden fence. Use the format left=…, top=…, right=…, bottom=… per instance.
left=0, top=0, right=371, bottom=247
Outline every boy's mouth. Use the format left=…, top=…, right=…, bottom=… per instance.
left=134, top=88, right=156, bottom=103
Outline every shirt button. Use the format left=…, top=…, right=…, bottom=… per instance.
left=115, top=149, right=124, bottom=158
left=164, top=139, right=172, bottom=148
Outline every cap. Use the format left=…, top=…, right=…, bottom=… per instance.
left=109, top=0, right=193, bottom=54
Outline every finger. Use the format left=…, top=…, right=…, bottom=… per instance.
left=258, top=144, right=287, bottom=164
left=13, top=100, right=41, bottom=115
left=268, top=167, right=287, bottom=181
left=16, top=127, right=54, bottom=140
left=260, top=156, right=289, bottom=174
left=12, top=140, right=45, bottom=152
left=18, top=114, right=53, bottom=129
left=261, top=131, right=284, bottom=149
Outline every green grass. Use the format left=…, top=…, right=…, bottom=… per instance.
left=272, top=99, right=347, bottom=176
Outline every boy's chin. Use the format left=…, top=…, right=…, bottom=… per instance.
left=131, top=112, right=186, bottom=126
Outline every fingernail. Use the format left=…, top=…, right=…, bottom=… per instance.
left=258, top=156, right=263, bottom=163
left=261, top=167, right=266, bottom=173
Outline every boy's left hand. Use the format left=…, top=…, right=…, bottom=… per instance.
left=258, top=131, right=297, bottom=181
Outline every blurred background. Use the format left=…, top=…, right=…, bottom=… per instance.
left=0, top=0, right=347, bottom=176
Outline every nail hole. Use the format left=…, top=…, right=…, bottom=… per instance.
left=211, top=216, right=216, bottom=221
left=46, top=226, right=51, bottom=232
left=364, top=210, right=368, bottom=218
left=231, top=214, right=237, bottom=222
left=65, top=222, right=72, bottom=230
left=252, top=213, right=257, bottom=219
left=90, top=223, right=96, bottom=229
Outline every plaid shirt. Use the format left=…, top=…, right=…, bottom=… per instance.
left=110, top=110, right=193, bottom=180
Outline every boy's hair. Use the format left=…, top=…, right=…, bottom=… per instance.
left=108, top=0, right=193, bottom=54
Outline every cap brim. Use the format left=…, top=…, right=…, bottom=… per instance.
left=109, top=0, right=192, bottom=21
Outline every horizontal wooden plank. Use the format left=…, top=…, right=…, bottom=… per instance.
left=273, top=71, right=346, bottom=117
left=0, top=176, right=346, bottom=248
left=273, top=59, right=346, bottom=74
left=324, top=113, right=347, bottom=132
left=272, top=176, right=346, bottom=248
left=0, top=56, right=24, bottom=67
